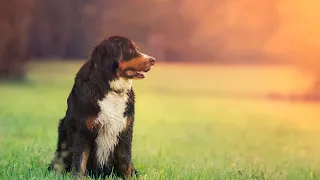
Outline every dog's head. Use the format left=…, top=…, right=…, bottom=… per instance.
left=91, top=36, right=155, bottom=80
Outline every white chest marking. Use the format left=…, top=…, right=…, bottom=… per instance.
left=95, top=78, right=132, bottom=167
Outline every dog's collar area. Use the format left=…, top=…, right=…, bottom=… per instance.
left=111, top=88, right=128, bottom=95
left=109, top=78, right=132, bottom=96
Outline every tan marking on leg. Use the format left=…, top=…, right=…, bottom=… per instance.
left=125, top=162, right=133, bottom=178
left=86, top=116, right=98, bottom=131
left=80, top=151, right=89, bottom=176
left=126, top=117, right=132, bottom=131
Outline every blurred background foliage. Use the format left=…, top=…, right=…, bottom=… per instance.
left=0, top=0, right=320, bottom=99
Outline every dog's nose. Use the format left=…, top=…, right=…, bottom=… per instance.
left=149, top=57, right=156, bottom=65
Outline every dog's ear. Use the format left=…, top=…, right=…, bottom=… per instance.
left=90, top=38, right=123, bottom=81
left=105, top=38, right=123, bottom=62
left=91, top=38, right=122, bottom=62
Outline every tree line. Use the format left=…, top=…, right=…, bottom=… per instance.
left=0, top=0, right=281, bottom=79
left=1, top=0, right=320, bottom=101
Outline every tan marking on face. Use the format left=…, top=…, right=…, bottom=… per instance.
left=80, top=151, right=89, bottom=176
left=118, top=54, right=150, bottom=73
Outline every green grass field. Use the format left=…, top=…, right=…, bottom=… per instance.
left=1, top=61, right=320, bottom=180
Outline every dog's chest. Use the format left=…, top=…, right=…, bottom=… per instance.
left=95, top=91, right=128, bottom=166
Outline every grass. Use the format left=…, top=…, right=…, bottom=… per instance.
left=0, top=61, right=320, bottom=179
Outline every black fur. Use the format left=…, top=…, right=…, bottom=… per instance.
left=48, top=36, right=155, bottom=179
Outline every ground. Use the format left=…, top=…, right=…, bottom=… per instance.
left=0, top=61, right=320, bottom=180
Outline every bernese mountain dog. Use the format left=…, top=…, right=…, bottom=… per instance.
left=48, top=36, right=155, bottom=179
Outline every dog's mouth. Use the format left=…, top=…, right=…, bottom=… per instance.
left=123, top=68, right=151, bottom=79
left=135, top=68, right=151, bottom=78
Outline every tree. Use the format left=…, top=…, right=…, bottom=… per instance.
left=29, top=0, right=89, bottom=58
left=0, top=0, right=35, bottom=80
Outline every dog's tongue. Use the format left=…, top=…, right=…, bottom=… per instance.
left=125, top=70, right=145, bottom=78
left=125, top=70, right=136, bottom=76
left=135, top=71, right=145, bottom=78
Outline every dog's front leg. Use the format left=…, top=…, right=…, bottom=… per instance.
left=114, top=124, right=138, bottom=179
left=72, top=133, right=90, bottom=179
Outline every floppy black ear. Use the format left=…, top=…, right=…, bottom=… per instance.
left=104, top=38, right=123, bottom=62
left=90, top=38, right=123, bottom=81
left=91, top=38, right=122, bottom=62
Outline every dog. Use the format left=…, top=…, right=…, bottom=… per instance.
left=48, top=36, right=155, bottom=179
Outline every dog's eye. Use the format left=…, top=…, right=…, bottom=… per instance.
left=128, top=48, right=133, bottom=54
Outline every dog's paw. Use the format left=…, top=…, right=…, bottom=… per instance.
left=72, top=172, right=86, bottom=180
left=132, top=168, right=139, bottom=178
